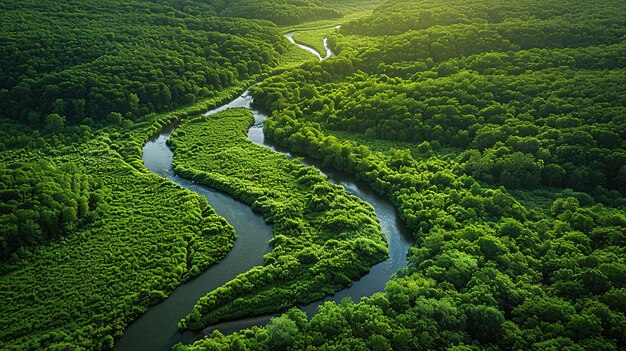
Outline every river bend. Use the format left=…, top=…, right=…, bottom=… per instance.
left=115, top=34, right=413, bottom=351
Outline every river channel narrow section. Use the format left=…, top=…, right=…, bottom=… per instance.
left=116, top=36, right=413, bottom=351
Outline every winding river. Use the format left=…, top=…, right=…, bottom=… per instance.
left=115, top=33, right=413, bottom=351
left=285, top=31, right=332, bottom=60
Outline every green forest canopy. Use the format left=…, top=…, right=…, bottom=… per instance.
left=181, top=0, right=626, bottom=350
left=0, top=0, right=349, bottom=349
left=1, top=0, right=625, bottom=350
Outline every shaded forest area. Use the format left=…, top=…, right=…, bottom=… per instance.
left=0, top=0, right=286, bottom=127
left=220, top=0, right=342, bottom=25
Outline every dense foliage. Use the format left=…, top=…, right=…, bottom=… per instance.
left=220, top=0, right=342, bottom=26
left=179, top=0, right=626, bottom=350
left=3, top=0, right=625, bottom=349
left=0, top=116, right=236, bottom=350
left=0, top=154, right=106, bottom=260
left=168, top=108, right=386, bottom=330
left=252, top=0, right=626, bottom=195
left=0, top=0, right=309, bottom=348
left=0, top=0, right=288, bottom=127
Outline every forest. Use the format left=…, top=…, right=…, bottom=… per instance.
left=0, top=0, right=287, bottom=126
left=180, top=0, right=626, bottom=350
left=219, top=0, right=343, bottom=25
left=0, top=115, right=237, bottom=350
left=1, top=0, right=625, bottom=350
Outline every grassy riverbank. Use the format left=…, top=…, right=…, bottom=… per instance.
left=291, top=28, right=338, bottom=57
left=168, top=108, right=387, bottom=330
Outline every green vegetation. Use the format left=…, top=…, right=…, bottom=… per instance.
left=0, top=0, right=350, bottom=348
left=3, top=0, right=625, bottom=349
left=292, top=28, right=338, bottom=57
left=178, top=0, right=626, bottom=350
left=0, top=117, right=236, bottom=350
left=168, top=108, right=386, bottom=330
left=275, top=44, right=320, bottom=71
left=0, top=0, right=288, bottom=127
left=220, top=0, right=342, bottom=26
left=254, top=0, right=626, bottom=196
left=283, top=0, right=384, bottom=31
left=0, top=155, right=106, bottom=260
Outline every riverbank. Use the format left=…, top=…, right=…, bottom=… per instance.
left=170, top=108, right=387, bottom=330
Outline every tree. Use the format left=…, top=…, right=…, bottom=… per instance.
left=45, top=113, right=65, bottom=133
left=267, top=315, right=299, bottom=350
left=106, top=112, right=123, bottom=125
left=467, top=305, right=505, bottom=343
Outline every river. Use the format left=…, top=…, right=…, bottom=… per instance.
left=115, top=32, right=413, bottom=351
left=285, top=31, right=332, bottom=60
